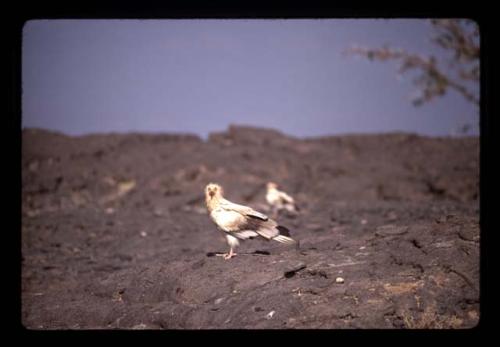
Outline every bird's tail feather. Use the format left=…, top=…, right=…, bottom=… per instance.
left=273, top=225, right=296, bottom=244
left=273, top=234, right=296, bottom=244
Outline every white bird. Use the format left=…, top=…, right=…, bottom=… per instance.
left=205, top=183, right=296, bottom=260
left=266, top=182, right=299, bottom=217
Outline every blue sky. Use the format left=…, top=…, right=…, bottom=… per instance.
left=22, top=19, right=479, bottom=138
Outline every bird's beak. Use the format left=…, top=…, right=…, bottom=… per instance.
left=209, top=191, right=215, bottom=198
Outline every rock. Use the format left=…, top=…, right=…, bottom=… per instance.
left=28, top=160, right=39, bottom=172
left=132, top=323, right=148, bottom=330
left=336, top=277, right=345, bottom=284
left=386, top=211, right=398, bottom=221
left=332, top=226, right=350, bottom=233
left=458, top=229, right=479, bottom=242
left=375, top=225, right=409, bottom=237
left=153, top=207, right=166, bottom=217
left=284, top=263, right=307, bottom=278
left=434, top=240, right=454, bottom=248
left=306, top=223, right=323, bottom=232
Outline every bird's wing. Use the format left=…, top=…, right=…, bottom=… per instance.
left=232, top=230, right=259, bottom=240
left=237, top=216, right=280, bottom=240
left=253, top=225, right=280, bottom=239
left=216, top=198, right=290, bottom=241
left=279, top=191, right=295, bottom=204
left=219, top=199, right=269, bottom=221
left=211, top=208, right=247, bottom=232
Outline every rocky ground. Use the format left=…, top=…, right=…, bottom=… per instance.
left=21, top=125, right=479, bottom=329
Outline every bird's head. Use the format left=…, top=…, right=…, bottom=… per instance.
left=267, top=182, right=278, bottom=190
left=205, top=183, right=223, bottom=200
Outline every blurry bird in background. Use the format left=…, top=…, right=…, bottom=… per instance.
left=266, top=182, right=300, bottom=218
left=205, top=183, right=296, bottom=260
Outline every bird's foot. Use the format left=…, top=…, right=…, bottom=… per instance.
left=223, top=252, right=237, bottom=260
left=215, top=252, right=237, bottom=259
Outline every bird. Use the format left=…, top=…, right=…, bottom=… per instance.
left=265, top=182, right=300, bottom=218
left=205, top=183, right=296, bottom=260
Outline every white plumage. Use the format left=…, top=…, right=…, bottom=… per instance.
left=205, top=183, right=296, bottom=260
left=266, top=182, right=299, bottom=216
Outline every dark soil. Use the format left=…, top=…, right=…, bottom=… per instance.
left=21, top=125, right=479, bottom=329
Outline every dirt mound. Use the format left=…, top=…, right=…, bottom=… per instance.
left=21, top=125, right=479, bottom=329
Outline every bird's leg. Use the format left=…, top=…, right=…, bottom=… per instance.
left=223, top=247, right=237, bottom=260
left=272, top=206, right=278, bottom=219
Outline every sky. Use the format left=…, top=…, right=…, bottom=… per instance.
left=22, top=19, right=479, bottom=139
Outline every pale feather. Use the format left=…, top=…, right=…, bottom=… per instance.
left=267, top=187, right=297, bottom=211
left=273, top=235, right=296, bottom=244
left=205, top=183, right=296, bottom=247
left=232, top=230, right=259, bottom=240
left=210, top=207, right=246, bottom=232
left=219, top=198, right=269, bottom=221
left=225, top=234, right=240, bottom=248
left=279, top=191, right=295, bottom=204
